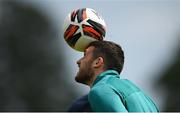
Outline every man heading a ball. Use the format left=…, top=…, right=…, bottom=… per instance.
left=69, top=40, right=159, bottom=112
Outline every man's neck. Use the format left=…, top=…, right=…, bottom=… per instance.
left=89, top=69, right=105, bottom=87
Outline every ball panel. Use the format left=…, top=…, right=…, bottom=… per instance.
left=82, top=24, right=103, bottom=40
left=70, top=10, right=77, bottom=22
left=86, top=8, right=106, bottom=28
left=64, top=24, right=79, bottom=40
left=66, top=32, right=81, bottom=48
left=71, top=8, right=87, bottom=23
left=87, top=19, right=106, bottom=38
left=74, top=35, right=98, bottom=52
left=63, top=14, right=71, bottom=33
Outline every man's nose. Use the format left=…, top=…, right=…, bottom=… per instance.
left=76, top=59, right=81, bottom=66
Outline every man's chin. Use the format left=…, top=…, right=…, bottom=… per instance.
left=75, top=77, right=83, bottom=84
left=75, top=73, right=81, bottom=83
left=75, top=74, right=86, bottom=84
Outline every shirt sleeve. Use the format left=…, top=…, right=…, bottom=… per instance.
left=88, top=84, right=128, bottom=112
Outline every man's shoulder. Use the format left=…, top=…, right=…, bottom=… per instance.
left=89, top=82, right=115, bottom=98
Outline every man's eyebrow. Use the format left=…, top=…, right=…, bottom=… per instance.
left=84, top=49, right=87, bottom=53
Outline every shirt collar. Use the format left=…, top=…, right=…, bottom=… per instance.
left=92, top=70, right=120, bottom=87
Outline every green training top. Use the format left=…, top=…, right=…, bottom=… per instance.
left=88, top=70, right=159, bottom=112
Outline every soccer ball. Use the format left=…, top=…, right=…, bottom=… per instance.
left=63, top=8, right=106, bottom=52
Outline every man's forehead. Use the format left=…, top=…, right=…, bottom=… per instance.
left=84, top=46, right=95, bottom=53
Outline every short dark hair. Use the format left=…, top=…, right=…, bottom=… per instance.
left=88, top=40, right=124, bottom=74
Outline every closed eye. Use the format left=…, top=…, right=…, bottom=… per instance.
left=84, top=49, right=87, bottom=56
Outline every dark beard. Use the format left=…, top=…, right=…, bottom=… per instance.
left=75, top=65, right=94, bottom=85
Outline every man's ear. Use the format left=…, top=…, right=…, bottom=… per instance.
left=93, top=57, right=104, bottom=68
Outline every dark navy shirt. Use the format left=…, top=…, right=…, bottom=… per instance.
left=67, top=94, right=91, bottom=112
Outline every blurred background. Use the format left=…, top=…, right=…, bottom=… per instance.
left=0, top=0, right=179, bottom=111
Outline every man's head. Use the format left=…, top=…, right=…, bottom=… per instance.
left=75, top=40, right=124, bottom=85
